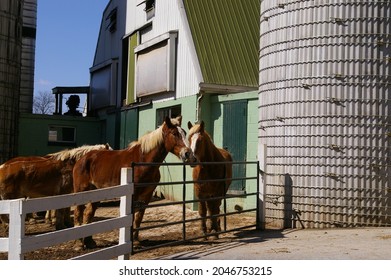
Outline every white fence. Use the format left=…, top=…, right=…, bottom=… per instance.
left=0, top=168, right=133, bottom=260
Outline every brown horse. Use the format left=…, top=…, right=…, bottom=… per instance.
left=72, top=116, right=196, bottom=249
left=187, top=121, right=232, bottom=239
left=0, top=144, right=111, bottom=229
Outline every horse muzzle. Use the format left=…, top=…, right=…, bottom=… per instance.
left=180, top=148, right=197, bottom=166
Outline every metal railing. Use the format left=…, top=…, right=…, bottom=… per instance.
left=130, top=161, right=260, bottom=254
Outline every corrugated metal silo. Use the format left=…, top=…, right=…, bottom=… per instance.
left=19, top=0, right=37, bottom=113
left=259, top=1, right=391, bottom=228
left=0, top=0, right=23, bottom=163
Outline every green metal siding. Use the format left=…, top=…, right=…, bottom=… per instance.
left=17, top=113, right=104, bottom=156
left=120, top=108, right=138, bottom=148
left=223, top=100, right=248, bottom=192
left=209, top=91, right=259, bottom=210
left=138, top=96, right=197, bottom=203
left=183, top=0, right=259, bottom=87
left=126, top=34, right=138, bottom=104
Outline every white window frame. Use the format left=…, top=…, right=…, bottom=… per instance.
left=134, top=31, right=177, bottom=97
left=48, top=125, right=76, bottom=145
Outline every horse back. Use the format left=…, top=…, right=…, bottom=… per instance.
left=0, top=158, right=64, bottom=199
left=73, top=148, right=161, bottom=191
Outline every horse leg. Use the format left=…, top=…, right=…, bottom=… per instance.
left=73, top=204, right=86, bottom=250
left=81, top=202, right=99, bottom=249
left=54, top=207, right=72, bottom=229
left=54, top=208, right=67, bottom=230
left=73, top=204, right=85, bottom=227
left=207, top=199, right=222, bottom=240
left=45, top=210, right=52, bottom=225
left=0, top=214, right=9, bottom=232
left=63, top=207, right=72, bottom=227
left=133, top=208, right=145, bottom=243
left=198, top=200, right=208, bottom=239
left=133, top=188, right=155, bottom=243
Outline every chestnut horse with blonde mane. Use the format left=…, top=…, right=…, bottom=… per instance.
left=72, top=116, right=196, bottom=249
left=188, top=121, right=232, bottom=239
left=0, top=144, right=111, bottom=230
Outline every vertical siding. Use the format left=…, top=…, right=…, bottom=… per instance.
left=259, top=1, right=391, bottom=228
left=183, top=0, right=259, bottom=87
left=91, top=0, right=126, bottom=109
left=126, top=0, right=201, bottom=99
left=0, top=0, right=23, bottom=163
left=19, top=0, right=37, bottom=113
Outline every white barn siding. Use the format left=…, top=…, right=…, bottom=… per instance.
left=126, top=0, right=201, bottom=100
left=91, top=0, right=127, bottom=109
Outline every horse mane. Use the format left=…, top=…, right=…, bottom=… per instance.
left=188, top=123, right=201, bottom=135
left=188, top=123, right=213, bottom=143
left=128, top=126, right=164, bottom=154
left=127, top=116, right=183, bottom=154
left=47, top=144, right=110, bottom=161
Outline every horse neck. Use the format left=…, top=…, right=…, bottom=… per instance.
left=197, top=135, right=221, bottom=162
left=131, top=142, right=169, bottom=164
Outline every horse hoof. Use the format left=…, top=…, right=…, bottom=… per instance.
left=209, top=230, right=219, bottom=240
left=74, top=241, right=85, bottom=251
left=55, top=225, right=66, bottom=230
left=74, top=244, right=85, bottom=251
left=133, top=239, right=141, bottom=246
left=84, top=238, right=97, bottom=249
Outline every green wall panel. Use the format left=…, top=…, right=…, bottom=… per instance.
left=17, top=113, right=104, bottom=157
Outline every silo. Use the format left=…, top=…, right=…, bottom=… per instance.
left=259, top=1, right=391, bottom=228
left=0, top=0, right=23, bottom=163
left=19, top=0, right=37, bottom=113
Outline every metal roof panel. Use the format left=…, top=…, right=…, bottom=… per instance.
left=183, top=0, right=259, bottom=87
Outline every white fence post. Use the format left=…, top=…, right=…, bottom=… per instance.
left=8, top=199, right=25, bottom=260
left=118, top=167, right=133, bottom=260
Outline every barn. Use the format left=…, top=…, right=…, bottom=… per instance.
left=2, top=0, right=390, bottom=232
left=88, top=0, right=260, bottom=211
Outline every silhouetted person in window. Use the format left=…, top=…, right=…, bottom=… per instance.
left=64, top=95, right=82, bottom=116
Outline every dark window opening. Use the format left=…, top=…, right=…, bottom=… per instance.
left=106, top=8, right=117, bottom=33
left=156, top=105, right=181, bottom=127
left=145, top=0, right=155, bottom=20
left=22, top=26, right=36, bottom=39
left=48, top=126, right=76, bottom=145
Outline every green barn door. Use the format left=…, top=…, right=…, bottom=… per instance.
left=120, top=108, right=138, bottom=149
left=223, top=100, right=248, bottom=192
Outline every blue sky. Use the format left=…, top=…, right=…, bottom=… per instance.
left=34, top=0, right=108, bottom=97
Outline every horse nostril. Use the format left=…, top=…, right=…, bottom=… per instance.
left=185, top=151, right=190, bottom=158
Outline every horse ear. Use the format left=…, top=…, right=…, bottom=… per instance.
left=164, top=116, right=173, bottom=127
left=176, top=115, right=182, bottom=126
left=199, top=120, right=205, bottom=133
left=187, top=121, right=193, bottom=130
left=165, top=116, right=178, bottom=129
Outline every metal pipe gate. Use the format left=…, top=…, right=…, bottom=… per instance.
left=130, top=161, right=260, bottom=254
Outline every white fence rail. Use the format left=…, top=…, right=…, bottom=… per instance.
left=0, top=168, right=133, bottom=260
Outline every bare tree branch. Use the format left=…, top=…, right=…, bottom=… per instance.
left=33, top=91, right=55, bottom=114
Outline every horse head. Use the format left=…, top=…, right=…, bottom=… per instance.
left=187, top=120, right=208, bottom=163
left=163, top=116, right=197, bottom=164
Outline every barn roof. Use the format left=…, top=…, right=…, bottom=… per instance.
left=183, top=0, right=259, bottom=89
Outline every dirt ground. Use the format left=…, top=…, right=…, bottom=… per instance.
left=0, top=198, right=256, bottom=260
left=2, top=199, right=390, bottom=260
